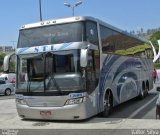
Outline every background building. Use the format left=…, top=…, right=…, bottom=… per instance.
left=0, top=46, right=15, bottom=53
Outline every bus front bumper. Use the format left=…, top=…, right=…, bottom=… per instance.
left=16, top=103, right=90, bottom=120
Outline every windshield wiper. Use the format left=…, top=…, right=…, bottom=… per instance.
left=47, top=74, right=63, bottom=94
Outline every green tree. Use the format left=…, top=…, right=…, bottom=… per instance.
left=9, top=61, right=15, bottom=73
left=149, top=31, right=160, bottom=50
left=0, top=53, right=6, bottom=72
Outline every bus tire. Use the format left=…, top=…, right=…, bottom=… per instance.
left=145, top=81, right=149, bottom=96
left=139, top=82, right=145, bottom=99
left=102, top=90, right=113, bottom=117
left=145, top=87, right=149, bottom=97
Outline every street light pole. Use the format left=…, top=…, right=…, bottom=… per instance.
left=10, top=41, right=17, bottom=48
left=64, top=1, right=82, bottom=16
left=39, top=0, right=42, bottom=21
left=72, top=6, right=74, bottom=16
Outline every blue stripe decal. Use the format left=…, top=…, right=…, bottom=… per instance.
left=17, top=47, right=29, bottom=54
left=99, top=55, right=144, bottom=106
left=100, top=55, right=119, bottom=94
left=59, top=43, right=72, bottom=50
left=16, top=43, right=73, bottom=54
left=112, top=59, right=140, bottom=81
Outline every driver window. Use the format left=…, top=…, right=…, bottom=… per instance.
left=86, top=50, right=96, bottom=93
left=86, top=21, right=99, bottom=45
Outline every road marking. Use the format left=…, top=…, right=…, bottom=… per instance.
left=128, top=95, right=158, bottom=118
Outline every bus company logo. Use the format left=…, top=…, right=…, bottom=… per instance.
left=2, top=129, right=19, bottom=135
left=33, top=45, right=56, bottom=53
left=70, top=93, right=84, bottom=98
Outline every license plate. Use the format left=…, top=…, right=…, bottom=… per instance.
left=40, top=111, right=51, bottom=117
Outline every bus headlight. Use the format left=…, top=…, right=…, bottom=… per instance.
left=65, top=97, right=87, bottom=105
left=16, top=99, right=27, bottom=105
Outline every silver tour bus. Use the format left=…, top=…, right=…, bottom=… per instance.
left=6, top=16, right=154, bottom=120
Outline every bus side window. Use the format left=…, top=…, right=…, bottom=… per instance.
left=86, top=21, right=99, bottom=46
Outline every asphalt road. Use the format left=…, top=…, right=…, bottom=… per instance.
left=0, top=84, right=160, bottom=135
left=0, top=83, right=159, bottom=120
left=107, top=84, right=158, bottom=120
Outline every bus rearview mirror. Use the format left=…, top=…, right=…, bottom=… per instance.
left=3, top=52, right=15, bottom=73
left=80, top=49, right=88, bottom=68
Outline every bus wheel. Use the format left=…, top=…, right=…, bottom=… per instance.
left=145, top=86, right=149, bottom=97
left=139, top=83, right=145, bottom=99
left=5, top=89, right=11, bottom=96
left=102, top=91, right=113, bottom=117
left=145, top=82, right=149, bottom=96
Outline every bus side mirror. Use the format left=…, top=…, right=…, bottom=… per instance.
left=3, top=52, right=15, bottom=73
left=80, top=48, right=88, bottom=68
left=157, top=87, right=160, bottom=92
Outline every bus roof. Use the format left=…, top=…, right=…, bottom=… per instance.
left=20, top=16, right=150, bottom=44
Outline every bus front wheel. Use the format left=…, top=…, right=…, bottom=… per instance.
left=102, top=90, right=113, bottom=117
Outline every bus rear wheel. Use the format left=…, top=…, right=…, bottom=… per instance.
left=139, top=82, right=145, bottom=99
left=145, top=86, right=149, bottom=97
left=102, top=91, right=113, bottom=117
left=145, top=81, right=149, bottom=96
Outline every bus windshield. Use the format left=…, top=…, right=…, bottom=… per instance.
left=17, top=50, right=85, bottom=95
left=18, top=22, right=84, bottom=48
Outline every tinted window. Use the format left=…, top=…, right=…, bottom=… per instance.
left=100, top=25, right=153, bottom=58
left=52, top=50, right=80, bottom=73
left=115, top=35, right=152, bottom=58
left=100, top=25, right=115, bottom=53
left=0, top=80, right=5, bottom=84
left=86, top=21, right=99, bottom=45
left=18, top=22, right=84, bottom=48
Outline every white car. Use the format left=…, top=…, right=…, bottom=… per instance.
left=0, top=80, right=14, bottom=96
left=0, top=77, right=6, bottom=81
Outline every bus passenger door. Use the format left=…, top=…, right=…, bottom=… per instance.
left=86, top=50, right=100, bottom=94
